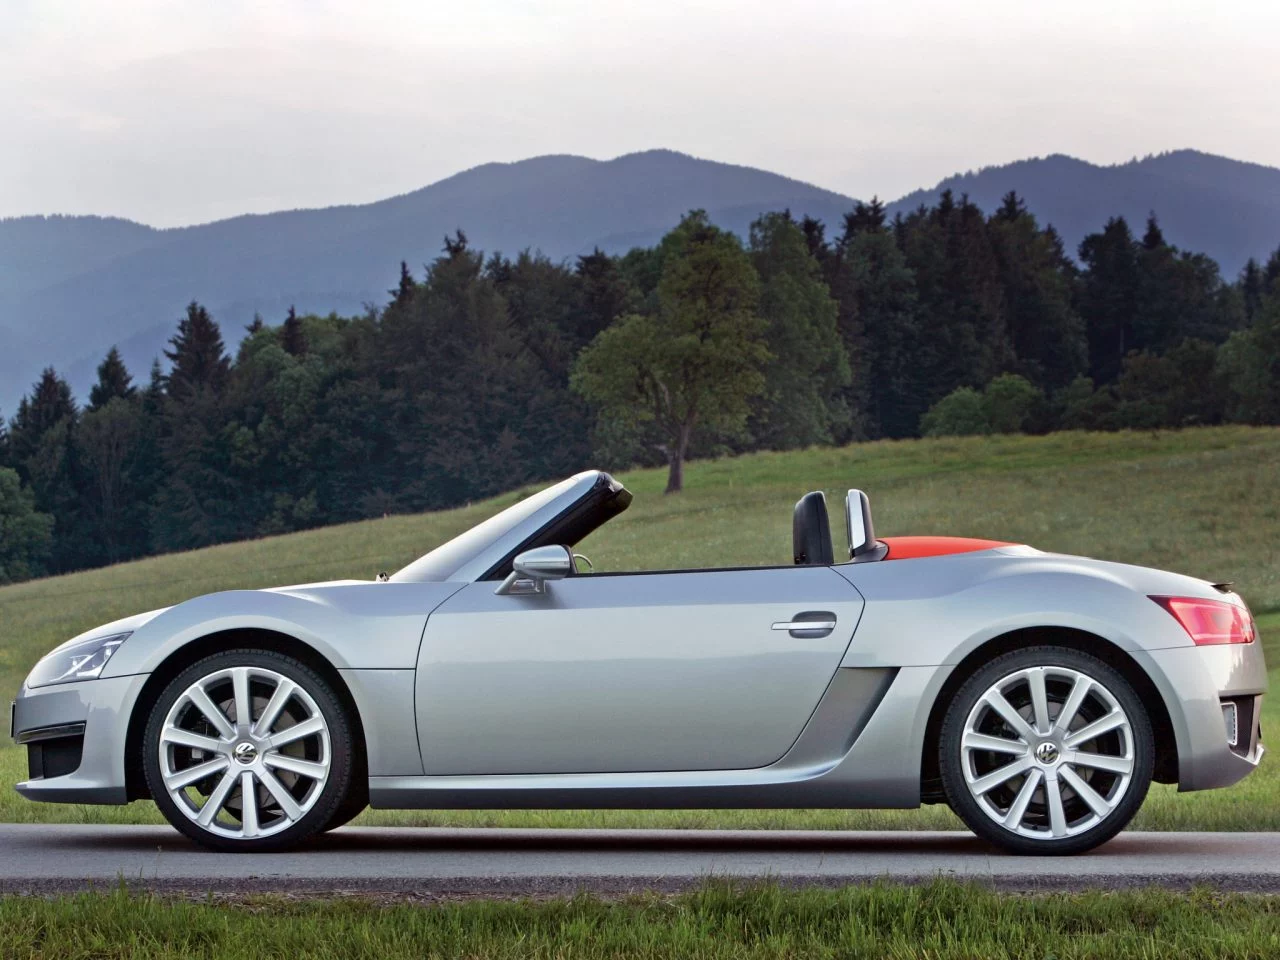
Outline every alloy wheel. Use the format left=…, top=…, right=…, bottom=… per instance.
left=960, top=665, right=1136, bottom=840
left=157, top=666, right=332, bottom=840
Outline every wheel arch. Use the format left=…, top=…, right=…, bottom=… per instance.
left=123, top=627, right=369, bottom=802
left=917, top=625, right=1178, bottom=803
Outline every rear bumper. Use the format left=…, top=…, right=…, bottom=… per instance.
left=1138, top=643, right=1267, bottom=792
left=10, top=674, right=147, bottom=805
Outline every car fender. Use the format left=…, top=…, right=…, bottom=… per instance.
left=835, top=553, right=1196, bottom=671
left=101, top=581, right=465, bottom=677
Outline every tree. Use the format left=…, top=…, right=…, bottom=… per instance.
left=572, top=211, right=768, bottom=493
left=390, top=261, right=416, bottom=306
left=374, top=233, right=580, bottom=510
left=281, top=305, right=307, bottom=356
left=1056, top=376, right=1115, bottom=431
left=88, top=347, right=136, bottom=411
left=895, top=193, right=1007, bottom=418
left=0, top=468, right=53, bottom=584
left=747, top=212, right=850, bottom=449
left=983, top=373, right=1044, bottom=433
left=987, top=199, right=1086, bottom=388
left=919, top=387, right=989, bottom=437
left=574, top=249, right=635, bottom=346
left=799, top=215, right=832, bottom=273
left=1132, top=218, right=1236, bottom=353
left=9, top=367, right=76, bottom=469
left=920, top=373, right=1043, bottom=436
left=153, top=303, right=237, bottom=550
left=1264, top=246, right=1280, bottom=299
left=1078, top=217, right=1141, bottom=384
left=1241, top=259, right=1264, bottom=323
left=839, top=198, right=887, bottom=245
left=836, top=225, right=921, bottom=438
left=7, top=368, right=83, bottom=570
left=79, top=396, right=147, bottom=563
left=165, top=302, right=230, bottom=400
left=1219, top=297, right=1280, bottom=424
left=1114, top=339, right=1224, bottom=428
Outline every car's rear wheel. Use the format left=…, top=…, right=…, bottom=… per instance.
left=143, top=649, right=357, bottom=852
left=939, top=646, right=1154, bottom=855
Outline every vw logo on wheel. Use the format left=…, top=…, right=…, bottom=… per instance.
left=232, top=741, right=259, bottom=765
left=1035, top=741, right=1060, bottom=765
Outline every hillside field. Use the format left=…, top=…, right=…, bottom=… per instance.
left=0, top=426, right=1276, bottom=829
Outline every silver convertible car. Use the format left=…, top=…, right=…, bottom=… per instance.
left=11, top=471, right=1267, bottom=854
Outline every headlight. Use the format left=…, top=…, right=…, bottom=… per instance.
left=26, top=633, right=132, bottom=688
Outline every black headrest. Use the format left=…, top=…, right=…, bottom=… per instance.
left=793, top=491, right=834, bottom=566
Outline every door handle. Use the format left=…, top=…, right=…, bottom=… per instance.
left=771, top=612, right=837, bottom=637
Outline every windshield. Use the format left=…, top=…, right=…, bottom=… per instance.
left=390, top=476, right=582, bottom=583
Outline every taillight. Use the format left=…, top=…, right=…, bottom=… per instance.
left=1150, top=596, right=1255, bottom=645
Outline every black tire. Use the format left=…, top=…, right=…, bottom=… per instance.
left=939, top=645, right=1154, bottom=856
left=320, top=783, right=368, bottom=833
left=143, top=649, right=358, bottom=853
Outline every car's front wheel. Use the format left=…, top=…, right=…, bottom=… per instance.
left=939, top=646, right=1154, bottom=855
left=143, top=649, right=357, bottom=852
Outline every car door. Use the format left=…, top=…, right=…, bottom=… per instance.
left=415, top=565, right=865, bottom=775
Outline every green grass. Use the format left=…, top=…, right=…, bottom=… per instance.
left=3, top=881, right=1280, bottom=959
left=1, top=426, right=1276, bottom=830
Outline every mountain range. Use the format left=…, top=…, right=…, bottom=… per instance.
left=3, top=148, right=1278, bottom=410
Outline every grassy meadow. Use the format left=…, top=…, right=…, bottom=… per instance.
left=0, top=426, right=1276, bottom=830
left=5, top=881, right=1280, bottom=959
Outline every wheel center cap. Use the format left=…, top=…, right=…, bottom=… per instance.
left=1035, top=742, right=1060, bottom=765
left=233, top=741, right=258, bottom=765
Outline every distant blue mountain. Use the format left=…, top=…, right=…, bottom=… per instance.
left=2, top=147, right=1277, bottom=410
left=888, top=150, right=1280, bottom=277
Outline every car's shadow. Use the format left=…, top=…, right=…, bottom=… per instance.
left=32, top=826, right=1198, bottom=858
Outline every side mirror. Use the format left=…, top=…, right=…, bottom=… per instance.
left=496, top=544, right=573, bottom=595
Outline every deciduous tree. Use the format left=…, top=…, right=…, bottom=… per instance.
left=572, top=212, right=768, bottom=493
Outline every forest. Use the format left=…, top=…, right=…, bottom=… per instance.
left=2, top=191, right=1278, bottom=584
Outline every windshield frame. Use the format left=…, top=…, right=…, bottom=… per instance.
left=389, top=471, right=630, bottom=583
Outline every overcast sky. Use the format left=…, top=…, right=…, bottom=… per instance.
left=3, top=0, right=1278, bottom=227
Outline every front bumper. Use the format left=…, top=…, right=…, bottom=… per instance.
left=10, top=674, right=148, bottom=805
left=1139, top=643, right=1267, bottom=792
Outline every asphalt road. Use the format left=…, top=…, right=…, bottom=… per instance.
left=1, top=825, right=1278, bottom=895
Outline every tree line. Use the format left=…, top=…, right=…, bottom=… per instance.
left=2, top=193, right=1278, bottom=583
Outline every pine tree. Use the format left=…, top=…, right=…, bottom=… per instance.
left=895, top=193, right=1007, bottom=413
left=839, top=198, right=887, bottom=247
left=1263, top=246, right=1280, bottom=299
left=152, top=304, right=235, bottom=550
left=246, top=313, right=265, bottom=335
left=88, top=347, right=136, bottom=411
left=282, top=305, right=306, bottom=356
left=799, top=215, right=832, bottom=272
left=747, top=212, right=850, bottom=449
left=994, top=191, right=1026, bottom=223
left=7, top=368, right=82, bottom=571
left=988, top=203, right=1087, bottom=388
left=839, top=227, right=923, bottom=438
left=574, top=249, right=634, bottom=345
left=164, top=302, right=230, bottom=400
left=390, top=261, right=416, bottom=306
left=1141, top=213, right=1166, bottom=250
left=443, top=229, right=468, bottom=258
left=1078, top=217, right=1141, bottom=383
left=1241, top=259, right=1263, bottom=322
